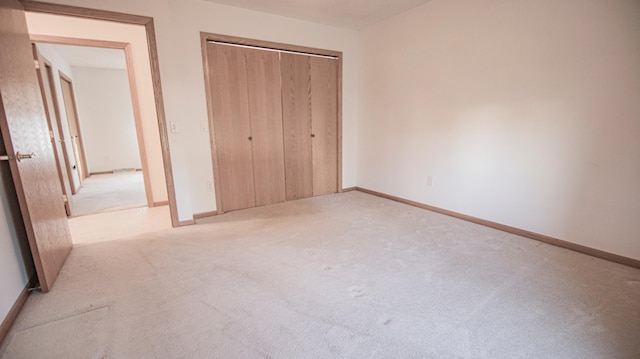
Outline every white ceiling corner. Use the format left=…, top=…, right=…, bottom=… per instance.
left=201, top=0, right=432, bottom=29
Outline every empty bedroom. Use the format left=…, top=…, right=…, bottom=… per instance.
left=0, top=0, right=638, bottom=358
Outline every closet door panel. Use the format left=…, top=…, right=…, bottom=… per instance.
left=310, top=57, right=339, bottom=196
left=246, top=48, right=286, bottom=206
left=208, top=43, right=256, bottom=212
left=280, top=53, right=313, bottom=200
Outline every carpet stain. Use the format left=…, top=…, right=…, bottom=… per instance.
left=625, top=280, right=640, bottom=288
left=348, top=286, right=365, bottom=298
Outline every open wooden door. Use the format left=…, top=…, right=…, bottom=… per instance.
left=0, top=0, right=73, bottom=292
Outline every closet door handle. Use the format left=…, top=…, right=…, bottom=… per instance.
left=310, top=134, right=315, bottom=138
left=248, top=136, right=253, bottom=141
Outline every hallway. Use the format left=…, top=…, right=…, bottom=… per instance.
left=71, top=171, right=146, bottom=217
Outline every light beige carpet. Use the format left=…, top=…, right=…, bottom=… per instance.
left=71, top=172, right=147, bottom=217
left=68, top=205, right=172, bottom=246
left=1, top=192, right=639, bottom=358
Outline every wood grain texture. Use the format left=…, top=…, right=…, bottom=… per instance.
left=245, top=47, right=286, bottom=207
left=33, top=46, right=69, bottom=214
left=208, top=43, right=256, bottom=212
left=356, top=187, right=640, bottom=269
left=0, top=0, right=73, bottom=292
left=281, top=53, right=313, bottom=201
left=310, top=56, right=338, bottom=196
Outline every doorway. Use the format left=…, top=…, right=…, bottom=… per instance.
left=33, top=42, right=150, bottom=218
left=22, top=2, right=180, bottom=233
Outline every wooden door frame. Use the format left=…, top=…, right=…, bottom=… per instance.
left=200, top=32, right=343, bottom=214
left=20, top=0, right=179, bottom=227
left=58, top=70, right=89, bottom=187
left=32, top=48, right=72, bottom=214
left=32, top=36, right=155, bottom=209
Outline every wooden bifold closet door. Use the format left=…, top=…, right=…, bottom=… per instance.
left=207, top=40, right=338, bottom=213
left=281, top=53, right=338, bottom=201
left=208, top=43, right=286, bottom=212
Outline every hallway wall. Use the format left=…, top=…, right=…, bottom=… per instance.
left=72, top=66, right=142, bottom=173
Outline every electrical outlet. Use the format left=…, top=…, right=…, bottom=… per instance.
left=170, top=121, right=179, bottom=133
left=206, top=182, right=214, bottom=192
left=427, top=176, right=433, bottom=187
left=200, top=121, right=208, bottom=132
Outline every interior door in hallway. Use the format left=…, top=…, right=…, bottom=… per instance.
left=208, top=43, right=256, bottom=212
left=0, top=0, right=73, bottom=292
left=59, top=74, right=88, bottom=188
left=280, top=53, right=313, bottom=201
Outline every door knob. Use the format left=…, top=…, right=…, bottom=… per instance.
left=310, top=134, right=316, bottom=138
left=16, top=151, right=36, bottom=162
left=248, top=136, right=253, bottom=141
left=0, top=152, right=36, bottom=162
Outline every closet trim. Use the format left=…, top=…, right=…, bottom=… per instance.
left=200, top=32, right=343, bottom=214
left=208, top=41, right=339, bottom=59
left=202, top=33, right=341, bottom=58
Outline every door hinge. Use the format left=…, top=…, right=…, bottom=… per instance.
left=34, top=59, right=40, bottom=69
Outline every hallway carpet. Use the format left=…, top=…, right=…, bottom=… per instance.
left=1, top=192, right=639, bottom=358
left=71, top=171, right=147, bottom=217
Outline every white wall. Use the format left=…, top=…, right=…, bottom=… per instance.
left=26, top=0, right=360, bottom=220
left=0, top=148, right=32, bottom=327
left=72, top=66, right=142, bottom=173
left=358, top=0, right=640, bottom=260
left=27, top=14, right=169, bottom=206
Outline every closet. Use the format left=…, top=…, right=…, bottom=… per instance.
left=281, top=53, right=339, bottom=201
left=205, top=38, right=340, bottom=213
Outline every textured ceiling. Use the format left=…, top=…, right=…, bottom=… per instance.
left=202, top=0, right=432, bottom=29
